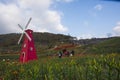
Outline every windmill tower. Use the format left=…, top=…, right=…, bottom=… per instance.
left=18, top=18, right=37, bottom=63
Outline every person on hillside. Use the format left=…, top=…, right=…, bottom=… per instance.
left=71, top=50, right=75, bottom=56
left=70, top=50, right=74, bottom=56
left=58, top=51, right=62, bottom=58
left=64, top=51, right=70, bottom=57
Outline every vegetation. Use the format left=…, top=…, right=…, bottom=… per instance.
left=80, top=37, right=120, bottom=54
left=0, top=32, right=120, bottom=55
left=0, top=32, right=73, bottom=54
left=0, top=33, right=120, bottom=80
left=0, top=54, right=120, bottom=80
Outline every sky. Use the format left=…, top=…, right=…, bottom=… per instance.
left=0, top=0, right=120, bottom=39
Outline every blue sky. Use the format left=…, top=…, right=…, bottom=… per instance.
left=0, top=0, right=120, bottom=39
left=54, top=0, right=120, bottom=38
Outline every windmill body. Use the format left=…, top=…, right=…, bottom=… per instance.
left=19, top=29, right=37, bottom=63
left=18, top=18, right=38, bottom=63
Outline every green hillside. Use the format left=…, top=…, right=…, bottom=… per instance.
left=0, top=32, right=74, bottom=54
left=81, top=37, right=120, bottom=54
left=0, top=32, right=120, bottom=55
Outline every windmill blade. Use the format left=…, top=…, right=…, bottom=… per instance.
left=25, top=32, right=32, bottom=41
left=25, top=17, right=32, bottom=29
left=18, top=24, right=25, bottom=44
left=18, top=32, right=24, bottom=44
left=18, top=31, right=31, bottom=44
left=17, top=18, right=32, bottom=44
left=18, top=23, right=31, bottom=42
left=18, top=24, right=23, bottom=30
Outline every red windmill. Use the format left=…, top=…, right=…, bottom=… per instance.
left=18, top=18, right=37, bottom=63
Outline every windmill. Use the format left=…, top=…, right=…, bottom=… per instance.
left=18, top=18, right=37, bottom=63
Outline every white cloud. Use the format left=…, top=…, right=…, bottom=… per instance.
left=0, top=3, right=22, bottom=34
left=89, top=4, right=103, bottom=17
left=113, top=21, right=120, bottom=36
left=117, top=22, right=120, bottom=25
left=114, top=26, right=120, bottom=32
left=0, top=0, right=68, bottom=34
left=78, top=33, right=94, bottom=39
left=77, top=33, right=110, bottom=39
left=94, top=4, right=103, bottom=11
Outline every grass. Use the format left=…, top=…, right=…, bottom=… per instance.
left=0, top=54, right=19, bottom=61
left=0, top=53, right=120, bottom=80
left=79, top=37, right=120, bottom=54
left=0, top=37, right=120, bottom=80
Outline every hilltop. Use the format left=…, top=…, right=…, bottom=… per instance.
left=0, top=32, right=74, bottom=54
left=0, top=32, right=120, bottom=55
left=78, top=37, right=120, bottom=54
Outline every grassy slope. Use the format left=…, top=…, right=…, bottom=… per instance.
left=81, top=37, right=120, bottom=54
left=32, top=37, right=120, bottom=57
left=0, top=32, right=120, bottom=56
left=0, top=33, right=73, bottom=54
